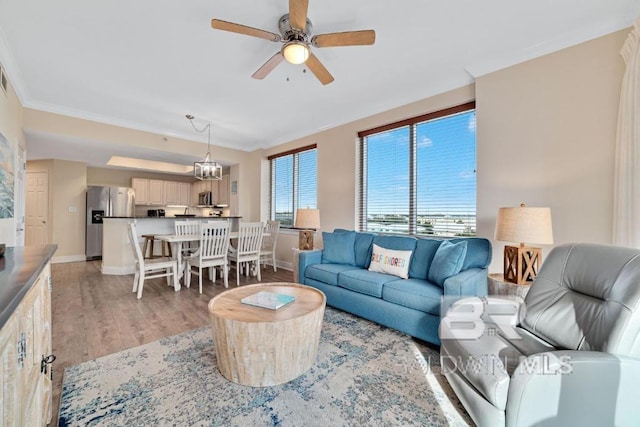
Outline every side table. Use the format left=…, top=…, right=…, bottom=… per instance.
left=488, top=273, right=531, bottom=299
left=291, top=248, right=314, bottom=283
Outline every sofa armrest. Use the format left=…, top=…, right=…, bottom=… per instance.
left=298, top=249, right=323, bottom=283
left=443, top=267, right=488, bottom=297
left=507, top=351, right=640, bottom=427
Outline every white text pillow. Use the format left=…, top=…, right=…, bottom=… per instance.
left=368, top=244, right=412, bottom=279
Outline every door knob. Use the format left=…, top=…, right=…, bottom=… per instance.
left=42, top=221, right=46, bottom=224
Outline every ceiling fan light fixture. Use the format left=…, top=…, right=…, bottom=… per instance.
left=282, top=41, right=309, bottom=64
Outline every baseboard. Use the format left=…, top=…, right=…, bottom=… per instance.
left=51, top=255, right=86, bottom=264
left=101, top=264, right=136, bottom=275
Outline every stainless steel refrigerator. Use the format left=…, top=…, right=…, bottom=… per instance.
left=86, top=186, right=135, bottom=260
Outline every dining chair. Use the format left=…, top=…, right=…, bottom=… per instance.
left=128, top=222, right=179, bottom=299
left=185, top=222, right=231, bottom=293
left=175, top=220, right=200, bottom=256
left=260, top=220, right=280, bottom=272
left=228, top=221, right=264, bottom=286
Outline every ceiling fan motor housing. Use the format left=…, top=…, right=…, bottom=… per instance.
left=279, top=14, right=313, bottom=42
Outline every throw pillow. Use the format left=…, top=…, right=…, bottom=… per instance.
left=368, top=244, right=412, bottom=279
left=322, top=231, right=356, bottom=265
left=428, top=240, right=468, bottom=287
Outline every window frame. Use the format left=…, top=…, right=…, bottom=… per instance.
left=268, top=144, right=317, bottom=229
left=357, top=101, right=476, bottom=236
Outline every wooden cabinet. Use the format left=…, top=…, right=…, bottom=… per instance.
left=163, top=181, right=178, bottom=205
left=218, top=175, right=230, bottom=205
left=134, top=178, right=193, bottom=206
left=148, top=179, right=164, bottom=205
left=0, top=261, right=53, bottom=426
left=177, top=182, right=191, bottom=206
left=131, top=178, right=149, bottom=205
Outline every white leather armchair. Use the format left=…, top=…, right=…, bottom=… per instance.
left=440, top=243, right=640, bottom=427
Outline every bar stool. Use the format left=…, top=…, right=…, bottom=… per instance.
left=141, top=234, right=172, bottom=259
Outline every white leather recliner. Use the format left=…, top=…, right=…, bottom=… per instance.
left=440, top=243, right=640, bottom=427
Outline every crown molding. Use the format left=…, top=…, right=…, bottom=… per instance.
left=0, top=26, right=30, bottom=105
left=465, top=17, right=633, bottom=78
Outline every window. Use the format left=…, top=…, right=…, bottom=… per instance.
left=269, top=144, right=317, bottom=227
left=358, top=102, right=476, bottom=237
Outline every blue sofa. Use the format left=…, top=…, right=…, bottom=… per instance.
left=298, top=230, right=492, bottom=345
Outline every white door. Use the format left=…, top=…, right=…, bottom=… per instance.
left=25, top=171, right=48, bottom=246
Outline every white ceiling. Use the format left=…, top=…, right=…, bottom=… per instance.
left=1, top=0, right=639, bottom=170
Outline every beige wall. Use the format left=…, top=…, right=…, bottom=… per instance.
left=264, top=85, right=476, bottom=268
left=26, top=159, right=87, bottom=260
left=0, top=74, right=24, bottom=245
left=476, top=28, right=626, bottom=272
left=51, top=160, right=87, bottom=260
left=264, top=28, right=628, bottom=273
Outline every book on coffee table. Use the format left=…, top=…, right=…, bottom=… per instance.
left=240, top=291, right=296, bottom=310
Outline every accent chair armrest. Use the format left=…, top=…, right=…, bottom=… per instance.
left=507, top=351, right=640, bottom=427
left=298, top=249, right=323, bottom=283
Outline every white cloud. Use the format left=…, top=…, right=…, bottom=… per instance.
left=468, top=115, right=476, bottom=132
left=418, top=136, right=433, bottom=148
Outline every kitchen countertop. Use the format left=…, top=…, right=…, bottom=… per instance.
left=0, top=245, right=58, bottom=330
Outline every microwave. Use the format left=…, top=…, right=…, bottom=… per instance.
left=198, top=191, right=213, bottom=206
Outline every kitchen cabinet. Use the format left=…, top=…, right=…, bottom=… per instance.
left=0, top=246, right=56, bottom=426
left=148, top=179, right=164, bottom=205
left=191, top=180, right=219, bottom=205
left=131, top=178, right=149, bottom=205
left=177, top=182, right=191, bottom=206
left=163, top=181, right=178, bottom=205
left=218, top=174, right=230, bottom=205
left=133, top=179, right=192, bottom=206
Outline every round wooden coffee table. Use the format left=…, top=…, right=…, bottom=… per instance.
left=208, top=282, right=326, bottom=387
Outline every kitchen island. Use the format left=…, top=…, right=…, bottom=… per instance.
left=101, top=216, right=242, bottom=275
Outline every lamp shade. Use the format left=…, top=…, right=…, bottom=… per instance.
left=495, top=205, right=553, bottom=245
left=295, top=208, right=320, bottom=229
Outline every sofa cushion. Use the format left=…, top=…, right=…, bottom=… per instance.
left=305, top=263, right=359, bottom=286
left=428, top=240, right=468, bottom=287
left=368, top=243, right=412, bottom=279
left=354, top=232, right=376, bottom=268
left=451, top=237, right=492, bottom=270
left=322, top=231, right=356, bottom=265
left=382, top=278, right=442, bottom=315
left=338, top=269, right=400, bottom=298
left=409, top=238, right=443, bottom=280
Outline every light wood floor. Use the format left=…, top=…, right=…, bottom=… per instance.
left=50, top=260, right=293, bottom=425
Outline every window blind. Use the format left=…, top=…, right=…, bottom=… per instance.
left=269, top=145, right=317, bottom=227
left=358, top=102, right=476, bottom=237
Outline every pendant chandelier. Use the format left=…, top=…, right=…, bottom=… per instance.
left=186, top=114, right=222, bottom=180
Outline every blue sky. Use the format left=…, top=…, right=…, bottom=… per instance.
left=366, top=111, right=476, bottom=216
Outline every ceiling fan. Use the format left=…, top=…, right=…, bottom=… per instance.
left=211, top=0, right=376, bottom=85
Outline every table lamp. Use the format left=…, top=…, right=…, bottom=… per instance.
left=295, top=208, right=320, bottom=250
left=495, top=204, right=553, bottom=285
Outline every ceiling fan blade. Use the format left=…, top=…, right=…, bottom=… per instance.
left=312, top=30, right=376, bottom=48
left=305, top=53, right=334, bottom=85
left=289, top=0, right=309, bottom=31
left=211, top=19, right=281, bottom=42
left=252, top=52, right=285, bottom=80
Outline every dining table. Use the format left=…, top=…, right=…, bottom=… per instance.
left=156, top=231, right=269, bottom=289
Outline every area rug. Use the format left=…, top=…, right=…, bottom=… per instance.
left=59, top=308, right=472, bottom=426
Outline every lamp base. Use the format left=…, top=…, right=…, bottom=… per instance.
left=299, top=230, right=314, bottom=250
left=503, top=245, right=542, bottom=285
